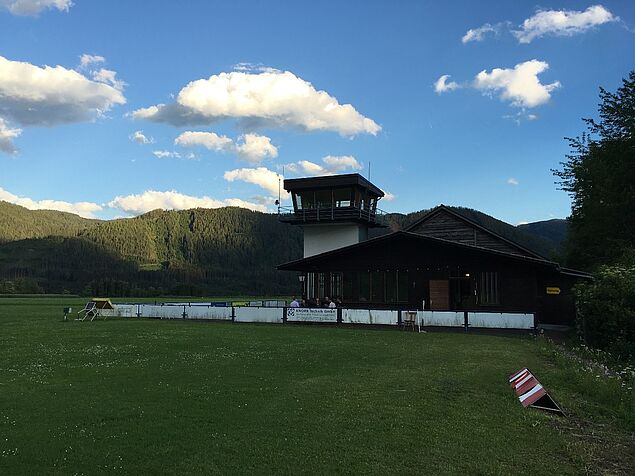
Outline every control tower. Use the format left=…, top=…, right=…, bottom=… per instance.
left=279, top=173, right=385, bottom=257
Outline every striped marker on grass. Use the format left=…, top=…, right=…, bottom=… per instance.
left=508, top=368, right=563, bottom=414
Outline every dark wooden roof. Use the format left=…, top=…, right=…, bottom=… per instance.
left=278, top=230, right=561, bottom=271
left=404, top=205, right=546, bottom=260
left=283, top=173, right=384, bottom=197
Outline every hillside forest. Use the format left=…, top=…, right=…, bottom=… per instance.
left=0, top=201, right=566, bottom=297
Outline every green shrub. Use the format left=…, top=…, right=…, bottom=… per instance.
left=575, top=255, right=635, bottom=361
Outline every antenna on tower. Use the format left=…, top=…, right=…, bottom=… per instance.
left=368, top=162, right=371, bottom=181
left=276, top=167, right=283, bottom=214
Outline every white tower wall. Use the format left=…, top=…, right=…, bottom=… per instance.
left=303, top=223, right=368, bottom=257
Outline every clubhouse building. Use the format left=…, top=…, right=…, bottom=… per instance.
left=278, top=174, right=589, bottom=324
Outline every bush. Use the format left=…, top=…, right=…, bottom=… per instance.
left=575, top=254, right=635, bottom=360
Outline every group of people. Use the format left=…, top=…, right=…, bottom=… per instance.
left=289, top=296, right=342, bottom=308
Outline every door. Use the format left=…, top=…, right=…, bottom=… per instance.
left=429, top=279, right=450, bottom=310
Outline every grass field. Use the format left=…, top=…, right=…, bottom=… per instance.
left=1, top=297, right=633, bottom=474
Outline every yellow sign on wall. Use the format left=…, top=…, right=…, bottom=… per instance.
left=546, top=287, right=561, bottom=295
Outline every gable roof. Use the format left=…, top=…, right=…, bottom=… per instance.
left=404, top=205, right=547, bottom=260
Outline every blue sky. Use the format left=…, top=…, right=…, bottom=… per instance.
left=0, top=0, right=633, bottom=224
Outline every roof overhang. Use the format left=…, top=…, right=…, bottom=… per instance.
left=278, top=231, right=560, bottom=271
left=283, top=173, right=385, bottom=197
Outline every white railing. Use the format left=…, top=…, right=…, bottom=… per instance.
left=103, top=304, right=535, bottom=330
left=342, top=309, right=398, bottom=325
left=234, top=307, right=283, bottom=323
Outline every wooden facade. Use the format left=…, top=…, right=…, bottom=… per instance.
left=406, top=207, right=541, bottom=258
left=278, top=206, right=591, bottom=324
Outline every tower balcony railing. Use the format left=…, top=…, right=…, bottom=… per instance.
left=278, top=205, right=386, bottom=224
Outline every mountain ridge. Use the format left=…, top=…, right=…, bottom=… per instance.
left=0, top=201, right=567, bottom=295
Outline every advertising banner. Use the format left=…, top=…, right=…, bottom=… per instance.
left=287, top=307, right=337, bottom=322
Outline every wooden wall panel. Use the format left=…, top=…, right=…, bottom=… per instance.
left=429, top=279, right=449, bottom=310
left=410, top=210, right=534, bottom=258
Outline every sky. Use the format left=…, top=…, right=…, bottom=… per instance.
left=0, top=0, right=633, bottom=224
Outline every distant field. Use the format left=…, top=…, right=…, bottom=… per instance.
left=0, top=297, right=632, bottom=474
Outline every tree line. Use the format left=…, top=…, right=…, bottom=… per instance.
left=554, top=70, right=635, bottom=360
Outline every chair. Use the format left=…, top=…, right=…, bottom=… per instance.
left=403, top=310, right=420, bottom=332
left=77, top=301, right=100, bottom=321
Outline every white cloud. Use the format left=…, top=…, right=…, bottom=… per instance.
left=175, top=131, right=277, bottom=164
left=91, top=68, right=126, bottom=91
left=503, top=110, right=541, bottom=124
left=507, top=178, right=519, bottom=186
left=129, top=130, right=154, bottom=144
left=462, top=23, right=498, bottom=43
left=224, top=167, right=283, bottom=195
left=434, top=75, right=460, bottom=94
left=79, top=54, right=105, bottom=70
left=174, top=131, right=233, bottom=151
left=0, top=118, right=21, bottom=154
left=234, top=133, right=278, bottom=163
left=321, top=155, right=363, bottom=173
left=0, top=55, right=126, bottom=127
left=290, top=160, right=325, bottom=176
left=285, top=155, right=363, bottom=177
left=0, top=0, right=72, bottom=15
left=152, top=150, right=195, bottom=160
left=132, top=70, right=380, bottom=136
left=233, top=63, right=281, bottom=74
left=383, top=192, right=396, bottom=201
left=474, top=60, right=560, bottom=108
left=0, top=186, right=102, bottom=218
left=153, top=150, right=180, bottom=159
left=108, top=190, right=267, bottom=214
left=251, top=195, right=277, bottom=206
left=514, top=5, right=618, bottom=43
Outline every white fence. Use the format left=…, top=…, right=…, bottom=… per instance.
left=234, top=307, right=282, bottom=323
left=186, top=306, right=233, bottom=320
left=104, top=303, right=534, bottom=330
left=342, top=309, right=398, bottom=325
left=420, top=311, right=464, bottom=327
left=468, top=312, right=534, bottom=329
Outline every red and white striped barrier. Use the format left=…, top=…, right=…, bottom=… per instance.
left=508, top=368, right=563, bottom=414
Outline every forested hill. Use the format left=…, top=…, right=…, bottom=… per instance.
left=0, top=201, right=97, bottom=242
left=0, top=202, right=303, bottom=296
left=518, top=219, right=569, bottom=248
left=0, top=201, right=565, bottom=296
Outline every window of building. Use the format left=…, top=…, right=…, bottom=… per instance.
left=315, top=190, right=332, bottom=208
left=343, top=272, right=354, bottom=300
left=385, top=271, right=397, bottom=303
left=359, top=271, right=370, bottom=302
left=318, top=272, right=325, bottom=298
left=397, top=270, right=409, bottom=303
left=333, top=188, right=353, bottom=207
left=295, top=191, right=315, bottom=210
left=478, top=272, right=499, bottom=305
left=370, top=271, right=384, bottom=302
left=330, top=272, right=343, bottom=299
left=306, top=272, right=315, bottom=299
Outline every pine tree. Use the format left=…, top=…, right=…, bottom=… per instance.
left=554, top=71, right=635, bottom=269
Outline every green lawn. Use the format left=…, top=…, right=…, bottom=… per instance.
left=0, top=297, right=632, bottom=474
